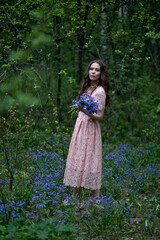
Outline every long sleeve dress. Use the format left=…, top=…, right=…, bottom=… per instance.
left=63, top=86, right=106, bottom=190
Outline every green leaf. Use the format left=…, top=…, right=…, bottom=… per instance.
left=10, top=49, right=26, bottom=61
left=0, top=225, right=6, bottom=234
left=15, top=92, right=39, bottom=106
left=37, top=229, right=49, bottom=240
left=32, top=33, right=52, bottom=48
left=58, top=223, right=77, bottom=233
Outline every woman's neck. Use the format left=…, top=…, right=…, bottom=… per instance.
left=90, top=80, right=99, bottom=86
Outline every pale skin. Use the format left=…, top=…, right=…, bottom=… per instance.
left=73, top=62, right=103, bottom=199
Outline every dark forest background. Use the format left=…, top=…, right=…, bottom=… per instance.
left=0, top=0, right=160, bottom=143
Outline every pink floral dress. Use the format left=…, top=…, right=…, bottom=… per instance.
left=63, top=86, right=106, bottom=190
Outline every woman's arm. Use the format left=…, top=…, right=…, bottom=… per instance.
left=80, top=87, right=106, bottom=121
left=80, top=108, right=104, bottom=121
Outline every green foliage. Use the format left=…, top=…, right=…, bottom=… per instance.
left=0, top=218, right=77, bottom=239
left=1, top=0, right=160, bottom=141
left=0, top=136, right=159, bottom=239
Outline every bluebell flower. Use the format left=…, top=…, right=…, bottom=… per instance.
left=71, top=93, right=99, bottom=115
left=11, top=212, right=19, bottom=218
left=52, top=200, right=59, bottom=206
left=37, top=203, right=46, bottom=209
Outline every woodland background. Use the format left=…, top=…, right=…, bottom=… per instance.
left=0, top=1, right=160, bottom=239
left=0, top=0, right=160, bottom=143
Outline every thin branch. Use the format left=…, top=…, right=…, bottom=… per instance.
left=89, top=38, right=101, bottom=59
left=0, top=70, right=7, bottom=83
left=33, top=69, right=55, bottom=102
left=2, top=139, right=14, bottom=191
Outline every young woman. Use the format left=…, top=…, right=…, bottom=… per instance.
left=63, top=60, right=110, bottom=199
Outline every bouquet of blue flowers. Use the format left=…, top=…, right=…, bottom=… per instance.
left=69, top=93, right=99, bottom=117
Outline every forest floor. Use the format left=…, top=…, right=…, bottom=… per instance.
left=0, top=139, right=160, bottom=239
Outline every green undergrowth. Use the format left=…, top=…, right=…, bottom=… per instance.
left=0, top=132, right=160, bottom=239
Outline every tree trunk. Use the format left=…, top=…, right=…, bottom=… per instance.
left=55, top=16, right=62, bottom=121
left=77, top=0, right=89, bottom=83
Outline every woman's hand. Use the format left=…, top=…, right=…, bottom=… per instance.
left=80, top=108, right=103, bottom=121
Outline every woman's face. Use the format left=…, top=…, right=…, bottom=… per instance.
left=89, top=62, right=101, bottom=82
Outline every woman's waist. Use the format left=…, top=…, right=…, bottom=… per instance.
left=77, top=111, right=99, bottom=123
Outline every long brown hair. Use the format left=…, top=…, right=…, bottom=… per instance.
left=77, top=60, right=110, bottom=107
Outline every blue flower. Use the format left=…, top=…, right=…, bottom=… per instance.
left=52, top=201, right=59, bottom=206
left=37, top=203, right=46, bottom=209
left=72, top=93, right=99, bottom=115
left=11, top=212, right=19, bottom=218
